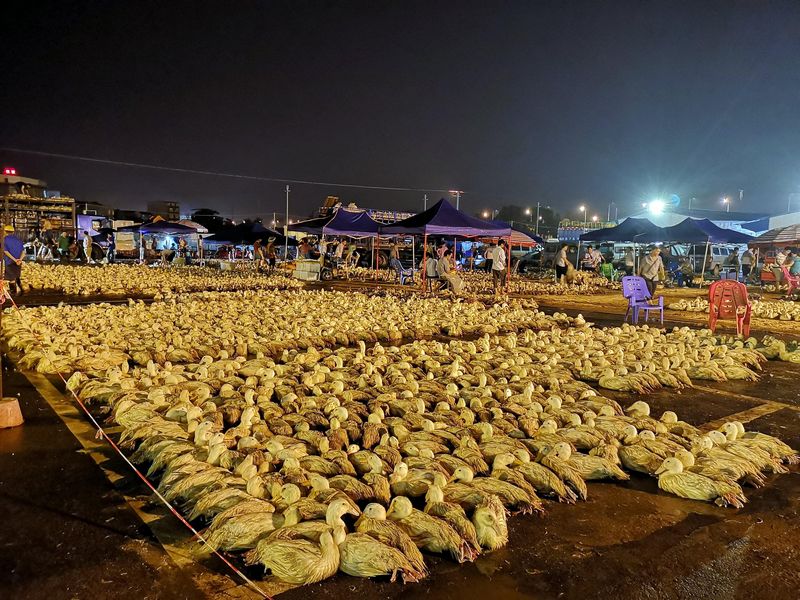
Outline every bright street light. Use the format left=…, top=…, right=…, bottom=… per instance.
left=524, top=207, right=531, bottom=216
left=648, top=199, right=665, bottom=215
left=482, top=211, right=490, bottom=218
left=592, top=215, right=599, bottom=222
left=722, top=197, right=730, bottom=213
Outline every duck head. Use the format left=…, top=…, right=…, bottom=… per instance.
left=655, top=457, right=684, bottom=476
left=626, top=401, right=651, bottom=417
left=280, top=483, right=302, bottom=505
left=492, top=453, right=516, bottom=471
left=361, top=502, right=387, bottom=521
left=567, top=413, right=582, bottom=427
left=638, top=430, right=656, bottom=441
left=386, top=496, right=413, bottom=520
left=707, top=430, right=727, bottom=446
left=674, top=449, right=695, bottom=468
left=539, top=419, right=558, bottom=435
left=425, top=483, right=445, bottom=504
left=448, top=466, right=474, bottom=484
left=546, top=396, right=563, bottom=411
left=660, top=411, right=678, bottom=424
left=513, top=448, right=531, bottom=464
left=367, top=454, right=384, bottom=474
left=550, top=442, right=572, bottom=461
left=326, top=497, right=360, bottom=524
left=720, top=422, right=739, bottom=441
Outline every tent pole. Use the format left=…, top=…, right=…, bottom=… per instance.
left=701, top=239, right=710, bottom=285
left=374, top=235, right=380, bottom=282
left=422, top=233, right=428, bottom=292
left=411, top=236, right=415, bottom=283
left=506, top=235, right=511, bottom=294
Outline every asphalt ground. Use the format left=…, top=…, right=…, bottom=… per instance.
left=0, top=296, right=798, bottom=600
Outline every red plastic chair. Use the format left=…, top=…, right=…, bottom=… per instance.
left=708, top=280, right=751, bottom=336
left=780, top=266, right=800, bottom=296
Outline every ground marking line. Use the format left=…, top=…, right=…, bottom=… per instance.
left=691, top=384, right=800, bottom=413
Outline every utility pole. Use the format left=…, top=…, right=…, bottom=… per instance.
left=535, top=202, right=541, bottom=236
left=423, top=194, right=428, bottom=211
left=284, top=185, right=290, bottom=261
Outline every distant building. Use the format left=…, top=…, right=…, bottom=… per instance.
left=1, top=167, right=76, bottom=240
left=147, top=201, right=180, bottom=221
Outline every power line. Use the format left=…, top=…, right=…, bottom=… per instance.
left=0, top=146, right=455, bottom=194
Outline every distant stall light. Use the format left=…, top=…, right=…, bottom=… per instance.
left=3, top=167, right=17, bottom=175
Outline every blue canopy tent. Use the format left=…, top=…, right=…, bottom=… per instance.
left=380, top=198, right=511, bottom=237
left=291, top=214, right=334, bottom=235
left=322, top=210, right=381, bottom=237
left=380, top=199, right=512, bottom=288
left=579, top=217, right=662, bottom=242
left=636, top=218, right=753, bottom=244
left=205, top=222, right=296, bottom=246
left=118, top=221, right=197, bottom=235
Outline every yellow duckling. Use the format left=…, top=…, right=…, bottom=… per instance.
left=449, top=465, right=543, bottom=515
left=554, top=442, right=629, bottom=481
left=655, top=457, right=747, bottom=508
left=725, top=422, right=799, bottom=465
left=511, top=449, right=577, bottom=503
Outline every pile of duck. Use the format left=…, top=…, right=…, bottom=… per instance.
left=670, top=297, right=800, bottom=321
left=53, top=333, right=797, bottom=585
left=20, top=263, right=302, bottom=297
left=459, top=270, right=615, bottom=296
left=4, top=290, right=559, bottom=374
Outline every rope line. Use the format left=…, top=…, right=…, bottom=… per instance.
left=3, top=289, right=271, bottom=599
left=0, top=146, right=455, bottom=194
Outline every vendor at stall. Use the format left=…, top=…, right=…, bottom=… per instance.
left=3, top=225, right=25, bottom=295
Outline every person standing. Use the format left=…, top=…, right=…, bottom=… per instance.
left=623, top=247, right=635, bottom=276
left=638, top=246, right=662, bottom=297
left=492, top=239, right=508, bottom=297
left=3, top=225, right=25, bottom=295
left=334, top=238, right=345, bottom=264
left=582, top=245, right=595, bottom=271
left=82, top=231, right=94, bottom=264
left=484, top=242, right=495, bottom=272
left=58, top=231, right=70, bottom=261
left=253, top=238, right=262, bottom=265
left=741, top=246, right=753, bottom=282
left=106, top=234, right=116, bottom=264
left=555, top=243, right=571, bottom=284
left=265, top=237, right=277, bottom=271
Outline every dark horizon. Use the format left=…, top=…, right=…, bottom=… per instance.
left=3, top=0, right=799, bottom=221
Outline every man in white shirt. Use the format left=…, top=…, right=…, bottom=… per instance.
left=555, top=243, right=571, bottom=283
left=484, top=242, right=495, bottom=272
left=492, top=240, right=507, bottom=296
left=638, top=246, right=662, bottom=297
left=82, top=231, right=94, bottom=264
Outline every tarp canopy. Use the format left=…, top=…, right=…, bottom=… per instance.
left=579, top=217, right=661, bottom=242
left=655, top=218, right=753, bottom=244
left=205, top=222, right=297, bottom=245
left=177, top=219, right=209, bottom=234
left=323, top=210, right=381, bottom=237
left=380, top=198, right=511, bottom=237
left=491, top=221, right=544, bottom=246
left=291, top=214, right=334, bottom=235
left=751, top=224, right=800, bottom=247
left=118, top=221, right=197, bottom=235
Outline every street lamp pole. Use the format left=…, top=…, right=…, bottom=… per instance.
left=535, top=202, right=541, bottom=236
left=423, top=194, right=428, bottom=211
left=284, top=185, right=290, bottom=261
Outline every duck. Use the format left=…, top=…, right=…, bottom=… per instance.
left=336, top=525, right=425, bottom=582
left=424, top=480, right=481, bottom=556
left=555, top=443, right=629, bottom=481
left=721, top=422, right=799, bottom=465
left=673, top=449, right=765, bottom=488
left=354, top=503, right=427, bottom=574
left=448, top=465, right=543, bottom=515
left=655, top=457, right=747, bottom=508
left=537, top=445, right=588, bottom=501
left=471, top=493, right=509, bottom=550
left=511, top=449, right=578, bottom=503
left=361, top=453, right=391, bottom=505
left=245, top=528, right=341, bottom=585
left=386, top=496, right=473, bottom=563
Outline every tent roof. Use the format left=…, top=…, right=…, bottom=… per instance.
left=322, top=210, right=381, bottom=237
left=380, top=198, right=511, bottom=237
left=490, top=221, right=544, bottom=246
left=177, top=219, right=209, bottom=233
left=752, top=224, right=800, bottom=247
left=118, top=221, right=197, bottom=235
left=205, top=222, right=297, bottom=245
left=653, top=218, right=753, bottom=244
left=291, top=214, right=334, bottom=235
left=579, top=217, right=661, bottom=242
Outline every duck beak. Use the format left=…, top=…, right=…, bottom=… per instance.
left=655, top=464, right=666, bottom=475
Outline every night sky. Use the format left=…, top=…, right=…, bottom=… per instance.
left=2, top=0, right=799, bottom=221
